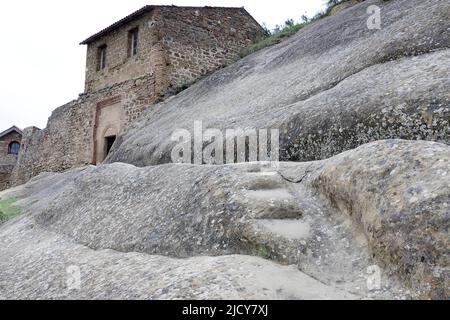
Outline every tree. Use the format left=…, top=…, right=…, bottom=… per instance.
left=284, top=19, right=295, bottom=27
left=301, top=14, right=309, bottom=24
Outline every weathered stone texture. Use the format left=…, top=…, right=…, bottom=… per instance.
left=9, top=6, right=264, bottom=187
left=329, top=0, right=362, bottom=16
left=312, top=140, right=450, bottom=299
left=11, top=75, right=156, bottom=186
left=84, top=6, right=265, bottom=93
left=0, top=168, right=14, bottom=191
left=0, top=131, right=22, bottom=191
left=84, top=11, right=165, bottom=93
left=106, top=0, right=450, bottom=167
left=156, top=6, right=265, bottom=88
left=1, top=140, right=448, bottom=299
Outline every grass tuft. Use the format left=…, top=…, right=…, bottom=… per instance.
left=253, top=244, right=272, bottom=259
left=0, top=197, right=22, bottom=224
left=240, top=23, right=306, bottom=58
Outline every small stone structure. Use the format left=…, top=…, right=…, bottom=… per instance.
left=10, top=5, right=265, bottom=186
left=0, top=126, right=22, bottom=191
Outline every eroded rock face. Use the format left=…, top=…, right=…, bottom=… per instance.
left=106, top=0, right=450, bottom=167
left=313, top=140, right=450, bottom=299
left=329, top=0, right=362, bottom=16
left=1, top=1, right=449, bottom=300
left=0, top=224, right=355, bottom=300
left=1, top=140, right=448, bottom=299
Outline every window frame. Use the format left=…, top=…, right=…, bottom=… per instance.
left=8, top=141, right=20, bottom=155
left=97, top=44, right=107, bottom=71
left=128, top=27, right=139, bottom=57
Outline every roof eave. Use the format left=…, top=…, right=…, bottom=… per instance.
left=79, top=5, right=255, bottom=46
left=80, top=5, right=153, bottom=45
left=0, top=126, right=22, bottom=139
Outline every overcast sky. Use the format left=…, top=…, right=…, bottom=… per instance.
left=0, top=0, right=328, bottom=131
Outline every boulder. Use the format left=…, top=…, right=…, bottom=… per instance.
left=1, top=140, right=448, bottom=299
left=313, top=140, right=450, bottom=299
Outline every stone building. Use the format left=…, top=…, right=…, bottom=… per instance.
left=10, top=5, right=265, bottom=186
left=0, top=126, right=22, bottom=191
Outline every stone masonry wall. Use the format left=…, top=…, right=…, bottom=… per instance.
left=84, top=6, right=265, bottom=93
left=11, top=6, right=265, bottom=187
left=0, top=131, right=22, bottom=166
left=0, top=131, right=22, bottom=191
left=156, top=7, right=265, bottom=88
left=11, top=74, right=156, bottom=186
left=0, top=171, right=12, bottom=191
left=84, top=11, right=169, bottom=93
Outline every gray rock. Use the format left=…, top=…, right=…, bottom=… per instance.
left=1, top=140, right=448, bottom=299
left=1, top=0, right=449, bottom=301
left=106, top=0, right=450, bottom=167
left=313, top=140, right=450, bottom=299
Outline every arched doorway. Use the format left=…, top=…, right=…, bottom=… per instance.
left=93, top=96, right=124, bottom=164
left=102, top=126, right=118, bottom=161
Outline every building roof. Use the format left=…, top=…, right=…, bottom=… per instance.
left=0, top=126, right=22, bottom=139
left=80, top=5, right=252, bottom=45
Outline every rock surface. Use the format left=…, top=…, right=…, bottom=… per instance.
left=0, top=140, right=448, bottom=299
left=1, top=0, right=449, bottom=300
left=313, top=140, right=450, bottom=299
left=106, top=0, right=450, bottom=167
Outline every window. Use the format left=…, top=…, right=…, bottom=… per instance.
left=8, top=142, right=20, bottom=155
left=128, top=28, right=139, bottom=57
left=97, top=45, right=107, bottom=70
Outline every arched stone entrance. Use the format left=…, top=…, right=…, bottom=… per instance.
left=93, top=96, right=124, bottom=164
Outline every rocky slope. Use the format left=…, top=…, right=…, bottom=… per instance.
left=0, top=140, right=448, bottom=299
left=106, top=0, right=450, bottom=166
left=0, top=0, right=448, bottom=300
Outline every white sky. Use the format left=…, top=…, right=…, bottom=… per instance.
left=0, top=0, right=328, bottom=131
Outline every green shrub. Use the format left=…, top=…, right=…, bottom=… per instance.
left=253, top=244, right=272, bottom=259
left=240, top=0, right=386, bottom=58
left=240, top=23, right=306, bottom=58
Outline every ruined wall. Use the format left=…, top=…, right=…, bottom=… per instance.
left=11, top=74, right=156, bottom=186
left=157, top=7, right=265, bottom=88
